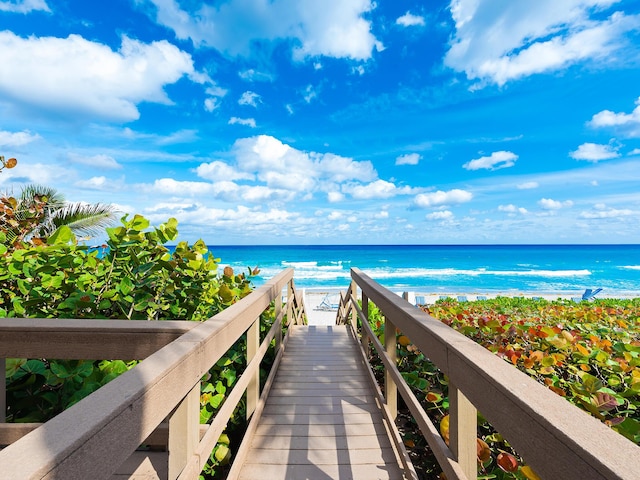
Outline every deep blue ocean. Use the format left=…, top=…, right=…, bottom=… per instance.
left=200, top=245, right=640, bottom=296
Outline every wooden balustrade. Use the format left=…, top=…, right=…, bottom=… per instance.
left=0, top=268, right=306, bottom=479
left=339, top=267, right=640, bottom=480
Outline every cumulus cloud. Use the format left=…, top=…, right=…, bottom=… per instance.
left=413, top=189, right=473, bottom=208
left=538, top=198, right=574, bottom=210
left=204, top=84, right=227, bottom=112
left=232, top=135, right=377, bottom=188
left=395, top=153, right=421, bottom=165
left=0, top=32, right=206, bottom=121
left=396, top=12, right=425, bottom=27
left=499, top=204, right=528, bottom=215
left=570, top=142, right=620, bottom=161
left=0, top=129, right=40, bottom=147
left=444, top=1, right=640, bottom=86
left=589, top=97, right=640, bottom=137
left=239, top=91, right=261, bottom=107
left=579, top=205, right=636, bottom=218
left=229, top=117, right=257, bottom=127
left=327, top=191, right=345, bottom=202
left=344, top=179, right=414, bottom=200
left=517, top=181, right=539, bottom=190
left=140, top=0, right=383, bottom=61
left=426, top=210, right=454, bottom=220
left=195, top=160, right=255, bottom=182
left=463, top=151, right=518, bottom=170
left=149, top=178, right=215, bottom=195
left=0, top=0, right=49, bottom=13
left=68, top=153, right=122, bottom=169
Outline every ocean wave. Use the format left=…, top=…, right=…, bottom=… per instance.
left=360, top=268, right=592, bottom=278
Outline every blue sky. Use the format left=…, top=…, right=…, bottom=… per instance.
left=1, top=0, right=640, bottom=245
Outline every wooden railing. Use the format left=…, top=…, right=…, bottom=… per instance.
left=338, top=267, right=640, bottom=480
left=0, top=268, right=306, bottom=479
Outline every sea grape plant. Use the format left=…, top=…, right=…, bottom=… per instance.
left=365, top=296, right=640, bottom=479
left=1, top=213, right=261, bottom=479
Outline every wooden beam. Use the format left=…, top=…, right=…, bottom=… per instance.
left=0, top=319, right=196, bottom=360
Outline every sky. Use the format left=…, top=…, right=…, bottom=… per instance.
left=1, top=0, right=640, bottom=245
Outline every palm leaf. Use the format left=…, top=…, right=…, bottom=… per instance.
left=49, top=203, right=119, bottom=237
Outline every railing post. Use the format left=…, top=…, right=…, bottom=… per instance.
left=168, top=383, right=200, bottom=479
left=286, top=281, right=293, bottom=325
left=384, top=315, right=397, bottom=420
left=246, top=318, right=260, bottom=419
left=349, top=280, right=357, bottom=326
left=275, top=286, right=283, bottom=352
left=1, top=358, right=5, bottom=422
left=450, top=383, right=478, bottom=479
left=361, top=292, right=369, bottom=356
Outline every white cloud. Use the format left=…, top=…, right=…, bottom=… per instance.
left=149, top=178, right=215, bottom=195
left=538, top=198, right=574, bottom=210
left=395, top=153, right=421, bottom=165
left=426, top=210, right=454, bottom=220
left=589, top=97, right=640, bottom=137
left=75, top=176, right=122, bottom=190
left=232, top=135, right=377, bottom=186
left=344, top=179, right=414, bottom=200
left=195, top=160, right=255, bottom=182
left=396, top=12, right=425, bottom=27
left=499, top=204, right=528, bottom=215
left=303, top=84, right=318, bottom=103
left=375, top=210, right=389, bottom=219
left=229, top=117, right=257, bottom=127
left=0, top=32, right=206, bottom=121
left=413, top=189, right=473, bottom=208
left=630, top=148, right=640, bottom=156
left=570, top=142, right=620, bottom=161
left=239, top=91, right=261, bottom=107
left=142, top=0, right=383, bottom=61
left=68, top=153, right=122, bottom=169
left=328, top=191, right=344, bottom=202
left=0, top=0, right=49, bottom=13
left=0, top=129, right=40, bottom=147
left=579, top=205, right=636, bottom=218
left=517, top=181, right=539, bottom=190
left=444, top=1, right=639, bottom=86
left=463, top=151, right=518, bottom=170
left=204, top=84, right=227, bottom=112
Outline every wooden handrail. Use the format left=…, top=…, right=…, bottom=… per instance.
left=0, top=268, right=306, bottom=479
left=341, top=267, right=640, bottom=480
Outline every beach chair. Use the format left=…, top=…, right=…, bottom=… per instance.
left=315, top=293, right=339, bottom=311
left=457, top=295, right=468, bottom=302
left=582, top=288, right=602, bottom=301
left=415, top=295, right=425, bottom=306
left=476, top=295, right=487, bottom=301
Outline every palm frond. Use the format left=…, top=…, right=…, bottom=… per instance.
left=50, top=203, right=119, bottom=237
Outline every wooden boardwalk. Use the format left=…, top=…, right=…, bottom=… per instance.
left=234, top=325, right=407, bottom=480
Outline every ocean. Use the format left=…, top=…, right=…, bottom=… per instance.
left=205, top=244, right=640, bottom=297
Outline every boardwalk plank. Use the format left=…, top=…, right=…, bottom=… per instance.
left=234, top=325, right=408, bottom=480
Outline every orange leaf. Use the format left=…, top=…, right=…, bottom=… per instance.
left=398, top=335, right=411, bottom=346
left=476, top=438, right=491, bottom=462
left=521, top=465, right=542, bottom=480
left=439, top=415, right=450, bottom=445
left=497, top=452, right=519, bottom=472
left=576, top=344, right=590, bottom=355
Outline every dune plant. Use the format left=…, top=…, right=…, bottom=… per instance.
left=366, top=297, right=640, bottom=479
left=1, top=214, right=260, bottom=478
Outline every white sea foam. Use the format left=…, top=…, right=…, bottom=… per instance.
left=621, top=265, right=640, bottom=270
left=359, top=268, right=591, bottom=278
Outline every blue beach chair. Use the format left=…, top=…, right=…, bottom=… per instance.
left=582, top=288, right=602, bottom=301
left=415, top=295, right=425, bottom=306
left=457, top=295, right=468, bottom=302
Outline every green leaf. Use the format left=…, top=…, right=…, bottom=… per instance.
left=119, top=277, right=134, bottom=296
left=47, top=226, right=74, bottom=245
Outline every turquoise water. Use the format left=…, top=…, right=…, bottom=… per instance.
left=203, top=245, right=640, bottom=296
